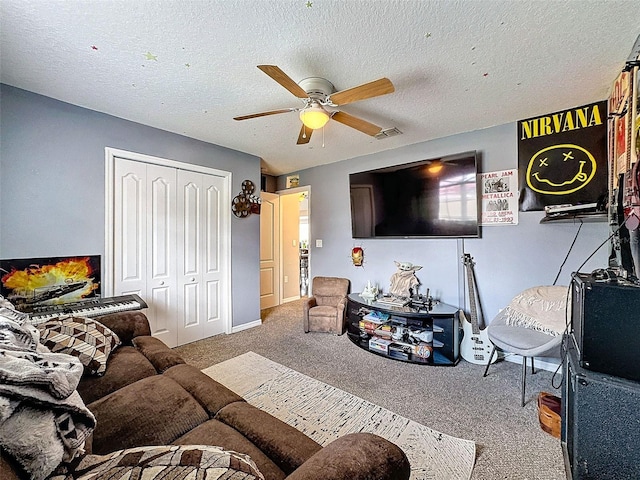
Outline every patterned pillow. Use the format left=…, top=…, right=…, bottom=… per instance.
left=37, top=316, right=120, bottom=376
left=49, top=444, right=265, bottom=480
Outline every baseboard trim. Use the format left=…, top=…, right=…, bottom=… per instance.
left=504, top=354, right=561, bottom=373
left=232, top=319, right=262, bottom=334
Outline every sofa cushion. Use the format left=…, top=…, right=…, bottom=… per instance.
left=131, top=335, right=185, bottom=372
left=37, top=316, right=120, bottom=376
left=216, top=402, right=322, bottom=475
left=88, top=375, right=210, bottom=454
left=76, top=345, right=158, bottom=404
left=66, top=444, right=264, bottom=480
left=284, top=433, right=411, bottom=480
left=308, top=305, right=339, bottom=318
left=174, top=419, right=284, bottom=480
left=93, top=311, right=151, bottom=344
left=163, top=364, right=245, bottom=415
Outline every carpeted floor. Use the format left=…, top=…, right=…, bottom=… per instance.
left=174, top=299, right=567, bottom=480
left=203, top=352, right=476, bottom=480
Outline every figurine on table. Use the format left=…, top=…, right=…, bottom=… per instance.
left=361, top=280, right=379, bottom=300
left=389, top=261, right=422, bottom=298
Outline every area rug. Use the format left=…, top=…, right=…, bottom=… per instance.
left=202, top=351, right=476, bottom=480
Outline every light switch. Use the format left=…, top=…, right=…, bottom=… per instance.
left=316, top=239, right=323, bottom=248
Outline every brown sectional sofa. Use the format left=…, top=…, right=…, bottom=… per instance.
left=2, top=311, right=411, bottom=480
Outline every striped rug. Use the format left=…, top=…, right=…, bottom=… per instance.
left=202, top=351, right=476, bottom=480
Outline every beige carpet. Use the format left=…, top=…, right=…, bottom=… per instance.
left=176, top=298, right=566, bottom=480
left=203, top=351, right=476, bottom=480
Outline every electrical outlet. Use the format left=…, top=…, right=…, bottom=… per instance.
left=284, top=276, right=289, bottom=283
left=316, top=239, right=323, bottom=248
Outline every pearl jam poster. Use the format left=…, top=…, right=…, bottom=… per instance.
left=518, top=100, right=608, bottom=211
left=480, top=169, right=518, bottom=225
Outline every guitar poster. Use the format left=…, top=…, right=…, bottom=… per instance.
left=518, top=100, right=608, bottom=211
left=480, top=169, right=518, bottom=225
left=609, top=70, right=631, bottom=183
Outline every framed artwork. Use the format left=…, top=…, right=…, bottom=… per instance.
left=286, top=174, right=299, bottom=188
left=518, top=100, right=608, bottom=211
left=0, top=255, right=101, bottom=311
left=480, top=169, right=518, bottom=225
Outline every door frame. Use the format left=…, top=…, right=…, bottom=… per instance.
left=104, top=147, right=233, bottom=334
left=276, top=185, right=311, bottom=302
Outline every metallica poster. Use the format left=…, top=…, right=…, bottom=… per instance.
left=518, top=100, right=608, bottom=211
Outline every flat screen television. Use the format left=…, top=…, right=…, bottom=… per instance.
left=349, top=151, right=479, bottom=238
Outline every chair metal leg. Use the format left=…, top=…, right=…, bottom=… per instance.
left=521, top=356, right=527, bottom=407
left=483, top=346, right=497, bottom=377
left=531, top=356, right=536, bottom=374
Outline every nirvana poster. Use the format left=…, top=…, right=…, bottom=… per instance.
left=0, top=255, right=101, bottom=311
left=518, top=100, right=608, bottom=211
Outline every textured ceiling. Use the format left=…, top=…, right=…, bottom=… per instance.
left=1, top=1, right=639, bottom=175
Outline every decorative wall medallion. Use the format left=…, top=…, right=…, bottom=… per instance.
left=232, top=180, right=261, bottom=218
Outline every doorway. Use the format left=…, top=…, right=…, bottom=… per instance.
left=260, top=185, right=311, bottom=310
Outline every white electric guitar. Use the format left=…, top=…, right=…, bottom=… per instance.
left=460, top=254, right=496, bottom=365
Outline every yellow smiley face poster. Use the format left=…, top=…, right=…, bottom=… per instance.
left=518, top=100, right=608, bottom=211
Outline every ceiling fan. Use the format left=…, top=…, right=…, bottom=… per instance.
left=233, top=65, right=395, bottom=145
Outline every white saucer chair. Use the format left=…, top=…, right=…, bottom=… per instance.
left=483, top=286, right=568, bottom=407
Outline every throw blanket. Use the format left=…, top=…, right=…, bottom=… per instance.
left=0, top=316, right=95, bottom=480
left=503, top=285, right=569, bottom=336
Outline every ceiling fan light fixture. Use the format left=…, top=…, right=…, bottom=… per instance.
left=427, top=160, right=444, bottom=174
left=299, top=104, right=330, bottom=130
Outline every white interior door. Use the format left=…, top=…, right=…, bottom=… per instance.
left=114, top=159, right=177, bottom=347
left=177, top=170, right=226, bottom=345
left=108, top=148, right=231, bottom=348
left=146, top=164, right=178, bottom=345
left=260, top=192, right=280, bottom=310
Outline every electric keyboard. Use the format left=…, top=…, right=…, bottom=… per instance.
left=28, top=294, right=148, bottom=324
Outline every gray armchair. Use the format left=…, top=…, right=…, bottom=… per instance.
left=303, top=277, right=350, bottom=335
left=482, top=286, right=567, bottom=406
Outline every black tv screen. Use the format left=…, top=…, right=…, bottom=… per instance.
left=349, top=151, right=479, bottom=238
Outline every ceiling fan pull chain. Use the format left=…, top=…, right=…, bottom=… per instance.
left=322, top=125, right=325, bottom=148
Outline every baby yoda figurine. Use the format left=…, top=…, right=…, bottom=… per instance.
left=389, top=261, right=422, bottom=298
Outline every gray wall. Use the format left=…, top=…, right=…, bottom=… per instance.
left=284, top=123, right=610, bottom=322
left=0, top=85, right=261, bottom=327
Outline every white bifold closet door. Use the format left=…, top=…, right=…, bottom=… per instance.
left=114, top=158, right=226, bottom=347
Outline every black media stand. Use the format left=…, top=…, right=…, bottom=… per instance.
left=346, top=293, right=460, bottom=365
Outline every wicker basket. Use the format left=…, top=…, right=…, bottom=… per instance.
left=537, top=392, right=561, bottom=439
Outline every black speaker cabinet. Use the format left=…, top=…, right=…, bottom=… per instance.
left=570, top=272, right=640, bottom=381
left=562, top=338, right=640, bottom=479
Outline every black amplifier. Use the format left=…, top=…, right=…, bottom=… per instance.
left=562, top=337, right=640, bottom=479
left=570, top=272, right=640, bottom=382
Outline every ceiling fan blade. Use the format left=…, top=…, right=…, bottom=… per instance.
left=329, top=77, right=394, bottom=106
left=332, top=111, right=383, bottom=136
left=297, top=124, right=313, bottom=144
left=257, top=65, right=309, bottom=99
left=233, top=108, right=297, bottom=121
